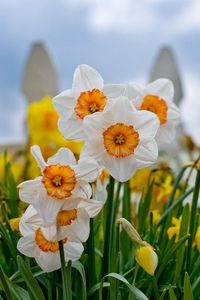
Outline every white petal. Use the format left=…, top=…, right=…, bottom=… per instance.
left=64, top=240, right=84, bottom=261
left=61, top=208, right=90, bottom=242
left=74, top=157, right=99, bottom=182
left=17, top=235, right=37, bottom=258
left=60, top=197, right=81, bottom=211
left=134, top=140, right=158, bottom=168
left=103, top=97, right=135, bottom=122
left=41, top=225, right=58, bottom=241
left=72, top=180, right=92, bottom=199
left=132, top=111, right=160, bottom=141
left=53, top=89, right=76, bottom=118
left=18, top=177, right=43, bottom=204
left=72, top=64, right=103, bottom=96
left=156, top=122, right=175, bottom=143
left=78, top=198, right=104, bottom=218
left=58, top=114, right=84, bottom=140
left=147, top=78, right=174, bottom=101
left=103, top=84, right=127, bottom=98
left=167, top=103, right=181, bottom=125
left=47, top=148, right=76, bottom=166
left=101, top=153, right=138, bottom=182
left=19, top=205, right=43, bottom=235
left=128, top=82, right=145, bottom=108
left=31, top=145, right=46, bottom=171
left=36, top=251, right=61, bottom=272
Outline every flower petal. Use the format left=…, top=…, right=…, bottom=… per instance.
left=103, top=84, right=127, bottom=98
left=72, top=64, right=103, bottom=96
left=78, top=198, right=104, bottom=218
left=134, top=140, right=158, bottom=168
left=64, top=240, right=84, bottom=261
left=147, top=78, right=174, bottom=101
left=36, top=251, right=61, bottom=272
left=132, top=111, right=159, bottom=142
left=31, top=145, right=46, bottom=171
left=17, top=235, right=37, bottom=258
left=58, top=114, right=84, bottom=140
left=47, top=148, right=76, bottom=166
left=18, top=177, right=43, bottom=204
left=52, top=89, right=76, bottom=118
left=19, top=205, right=43, bottom=235
left=74, top=157, right=99, bottom=182
left=167, top=103, right=180, bottom=125
left=156, top=122, right=175, bottom=143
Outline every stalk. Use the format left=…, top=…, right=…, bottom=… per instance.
left=59, top=241, right=72, bottom=300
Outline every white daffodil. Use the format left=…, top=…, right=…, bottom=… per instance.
left=129, top=79, right=180, bottom=143
left=18, top=145, right=99, bottom=223
left=53, top=64, right=128, bottom=140
left=82, top=97, right=159, bottom=182
left=17, top=205, right=84, bottom=272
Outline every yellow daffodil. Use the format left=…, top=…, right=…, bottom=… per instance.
left=117, top=218, right=158, bottom=275
left=167, top=217, right=181, bottom=241
left=9, top=217, right=20, bottom=231
left=151, top=209, right=161, bottom=224
left=129, top=168, right=151, bottom=193
left=0, top=153, right=23, bottom=182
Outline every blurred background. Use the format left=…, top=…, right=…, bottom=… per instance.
left=0, top=0, right=200, bottom=146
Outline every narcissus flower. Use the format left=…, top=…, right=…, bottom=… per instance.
left=18, top=145, right=99, bottom=223
left=83, top=97, right=159, bottom=182
left=195, top=226, right=200, bottom=251
left=17, top=206, right=84, bottom=272
left=53, top=64, right=124, bottom=140
left=118, top=218, right=158, bottom=275
left=9, top=217, right=20, bottom=231
left=167, top=217, right=181, bottom=241
left=129, top=79, right=180, bottom=143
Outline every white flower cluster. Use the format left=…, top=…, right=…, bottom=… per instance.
left=17, top=64, right=180, bottom=272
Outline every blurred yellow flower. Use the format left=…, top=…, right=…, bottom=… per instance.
left=0, top=153, right=22, bottom=182
left=9, top=217, right=20, bottom=231
left=135, top=245, right=158, bottom=276
left=195, top=226, right=200, bottom=251
left=151, top=209, right=161, bottom=224
left=129, top=168, right=151, bottom=193
left=167, top=217, right=181, bottom=241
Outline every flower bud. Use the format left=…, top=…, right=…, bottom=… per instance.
left=135, top=245, right=158, bottom=276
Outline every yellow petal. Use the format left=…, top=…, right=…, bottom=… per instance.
left=135, top=245, right=158, bottom=276
left=9, top=218, right=20, bottom=231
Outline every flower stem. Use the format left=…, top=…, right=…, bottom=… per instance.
left=59, top=241, right=72, bottom=300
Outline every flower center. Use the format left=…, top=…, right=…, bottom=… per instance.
left=42, top=164, right=76, bottom=199
left=74, top=88, right=107, bottom=119
left=140, top=95, right=168, bottom=125
left=103, top=123, right=140, bottom=158
left=35, top=228, right=67, bottom=252
left=56, top=209, right=77, bottom=226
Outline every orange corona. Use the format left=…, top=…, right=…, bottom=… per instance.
left=57, top=209, right=77, bottom=226
left=35, top=228, right=67, bottom=252
left=103, top=123, right=140, bottom=158
left=42, top=164, right=76, bottom=199
left=140, top=95, right=168, bottom=125
left=74, top=88, right=106, bottom=119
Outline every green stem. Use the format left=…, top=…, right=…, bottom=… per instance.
left=87, top=218, right=97, bottom=288
left=186, top=169, right=200, bottom=272
left=102, top=176, right=115, bottom=276
left=59, top=241, right=71, bottom=300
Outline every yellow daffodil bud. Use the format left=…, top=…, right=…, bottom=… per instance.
left=135, top=245, right=158, bottom=276
left=9, top=217, right=20, bottom=231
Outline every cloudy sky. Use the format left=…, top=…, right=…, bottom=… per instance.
left=0, top=0, right=200, bottom=145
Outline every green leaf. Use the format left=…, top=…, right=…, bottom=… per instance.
left=17, top=256, right=45, bottom=300
left=99, top=272, right=149, bottom=300
left=88, top=282, right=110, bottom=298
left=184, top=273, right=193, bottom=300
left=169, top=286, right=177, bottom=300
left=72, top=261, right=87, bottom=300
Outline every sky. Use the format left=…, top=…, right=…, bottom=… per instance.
left=0, top=0, right=200, bottom=145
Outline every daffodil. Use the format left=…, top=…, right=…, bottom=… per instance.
left=129, top=79, right=180, bottom=143
left=167, top=217, right=181, bottom=241
left=17, top=205, right=84, bottom=272
left=118, top=218, right=158, bottom=275
left=53, top=64, right=127, bottom=140
left=151, top=209, right=161, bottom=224
left=82, top=97, right=159, bottom=182
left=18, top=145, right=99, bottom=223
left=9, top=217, right=20, bottom=231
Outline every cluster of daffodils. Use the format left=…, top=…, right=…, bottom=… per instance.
left=17, top=64, right=180, bottom=272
